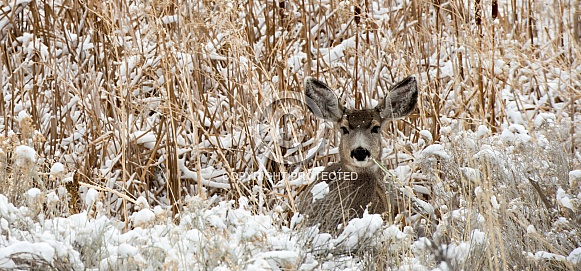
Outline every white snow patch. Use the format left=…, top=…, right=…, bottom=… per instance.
left=394, top=165, right=411, bottom=182
left=383, top=224, right=407, bottom=240
left=27, top=187, right=41, bottom=198
left=556, top=188, right=576, bottom=212
left=569, top=170, right=581, bottom=188
left=14, top=145, right=37, bottom=165
left=46, top=191, right=59, bottom=204
left=530, top=251, right=566, bottom=262
left=135, top=196, right=150, bottom=210
left=84, top=188, right=99, bottom=207
left=419, top=129, right=433, bottom=142
left=526, top=225, right=537, bottom=234
left=471, top=229, right=486, bottom=245
left=421, top=144, right=450, bottom=160
left=118, top=243, right=138, bottom=258
left=131, top=131, right=157, bottom=149
left=0, top=241, right=55, bottom=267
left=461, top=167, right=482, bottom=184
left=50, top=162, right=65, bottom=175
left=474, top=186, right=483, bottom=197
left=161, top=15, right=178, bottom=24
left=311, top=181, right=329, bottom=203
left=289, top=212, right=303, bottom=230
left=132, top=208, right=155, bottom=227
left=533, top=113, right=555, bottom=128
left=490, top=195, right=500, bottom=209
left=16, top=110, right=31, bottom=122
left=255, top=250, right=299, bottom=266
left=499, top=123, right=532, bottom=143
left=335, top=210, right=383, bottom=249
left=567, top=247, right=581, bottom=264
left=153, top=205, right=164, bottom=216
left=500, top=129, right=515, bottom=142
left=476, top=125, right=490, bottom=139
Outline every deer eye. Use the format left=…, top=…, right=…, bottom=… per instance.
left=341, top=127, right=349, bottom=134
left=371, top=126, right=381, bottom=133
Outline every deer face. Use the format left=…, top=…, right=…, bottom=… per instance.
left=336, top=109, right=383, bottom=168
left=304, top=76, right=418, bottom=171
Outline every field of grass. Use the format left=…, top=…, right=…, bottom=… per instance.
left=1, top=0, right=580, bottom=270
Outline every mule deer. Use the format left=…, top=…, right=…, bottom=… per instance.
left=298, top=76, right=418, bottom=234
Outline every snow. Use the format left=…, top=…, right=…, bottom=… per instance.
left=255, top=250, right=299, bottom=266
left=526, top=225, right=537, bottom=234
left=118, top=243, right=138, bottom=258
left=568, top=247, right=581, bottom=264
left=471, top=229, right=486, bottom=245
left=500, top=124, right=532, bottom=143
left=161, top=15, right=178, bottom=24
left=84, top=188, right=99, bottom=207
left=529, top=251, right=567, bottom=262
left=556, top=188, right=576, bottom=212
left=395, top=165, right=412, bottom=182
left=533, top=113, right=555, bottom=128
left=1, top=0, right=580, bottom=269
left=570, top=170, right=581, bottom=188
left=135, top=196, right=150, bottom=210
left=490, top=195, right=500, bottom=210
left=49, top=162, right=65, bottom=175
left=132, top=208, right=155, bottom=227
left=320, top=36, right=356, bottom=66
left=46, top=191, right=59, bottom=204
left=461, top=167, right=482, bottom=184
left=476, top=125, right=490, bottom=139
left=417, top=130, right=433, bottom=148
left=421, top=144, right=450, bottom=160
left=16, top=110, right=31, bottom=122
left=27, top=187, right=41, bottom=198
left=0, top=241, right=55, bottom=268
left=131, top=131, right=157, bottom=149
left=310, top=181, right=329, bottom=203
left=335, top=211, right=383, bottom=249
left=13, top=145, right=37, bottom=164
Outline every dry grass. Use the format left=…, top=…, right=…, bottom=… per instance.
left=1, top=0, right=581, bottom=269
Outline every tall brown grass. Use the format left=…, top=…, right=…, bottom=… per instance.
left=1, top=0, right=580, bottom=268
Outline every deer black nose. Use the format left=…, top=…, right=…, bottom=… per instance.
left=351, top=147, right=370, bottom=161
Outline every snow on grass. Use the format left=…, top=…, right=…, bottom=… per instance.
left=49, top=162, right=65, bottom=175
left=0, top=190, right=405, bottom=270
left=570, top=170, right=581, bottom=188
left=1, top=0, right=580, bottom=269
left=131, top=208, right=155, bottom=227
left=528, top=251, right=567, bottom=263
left=84, top=188, right=99, bottom=208
left=7, top=122, right=572, bottom=270
left=556, top=188, right=576, bottom=212
left=130, top=131, right=157, bottom=150
left=26, top=187, right=41, bottom=198
left=1, top=122, right=581, bottom=269
left=334, top=211, right=384, bottom=249
left=420, top=144, right=450, bottom=160
left=310, top=181, right=329, bottom=203
left=13, top=145, right=36, bottom=165
left=568, top=248, right=581, bottom=265
left=0, top=241, right=55, bottom=269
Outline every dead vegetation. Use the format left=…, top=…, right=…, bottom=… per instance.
left=1, top=0, right=581, bottom=269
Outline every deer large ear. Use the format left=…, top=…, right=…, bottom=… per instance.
left=304, top=77, right=344, bottom=122
left=376, top=76, right=418, bottom=120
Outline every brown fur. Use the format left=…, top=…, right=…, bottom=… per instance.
left=298, top=164, right=400, bottom=233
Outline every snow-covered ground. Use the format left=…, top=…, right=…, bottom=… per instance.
left=2, top=122, right=580, bottom=270
left=1, top=0, right=581, bottom=270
